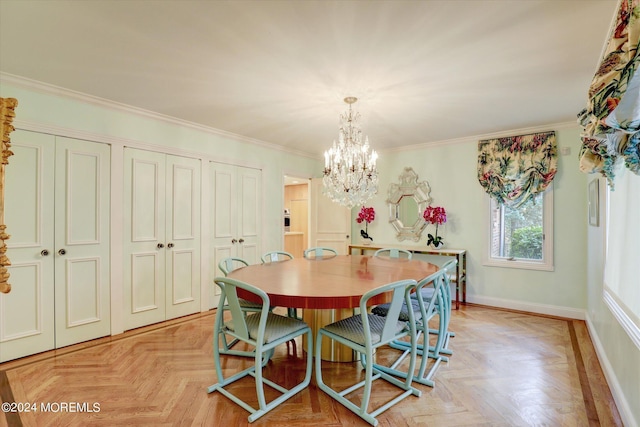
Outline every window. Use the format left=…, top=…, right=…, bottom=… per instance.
left=484, top=186, right=554, bottom=271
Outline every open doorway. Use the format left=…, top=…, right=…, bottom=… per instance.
left=283, top=175, right=310, bottom=258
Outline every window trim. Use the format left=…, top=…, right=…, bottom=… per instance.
left=482, top=186, right=554, bottom=271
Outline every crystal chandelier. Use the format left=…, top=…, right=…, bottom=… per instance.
left=322, top=97, right=379, bottom=209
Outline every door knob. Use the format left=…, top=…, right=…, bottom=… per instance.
left=231, top=239, right=238, bottom=244
left=239, top=238, right=245, bottom=243
left=58, top=249, right=66, bottom=255
left=167, top=243, right=174, bottom=248
left=157, top=243, right=165, bottom=249
left=41, top=249, right=49, bottom=256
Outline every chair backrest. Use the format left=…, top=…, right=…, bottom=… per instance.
left=213, top=276, right=270, bottom=342
left=261, top=251, right=294, bottom=264
left=439, top=258, right=458, bottom=306
left=373, top=248, right=413, bottom=260
left=414, top=269, right=447, bottom=320
left=440, top=258, right=458, bottom=280
left=303, top=247, right=338, bottom=259
left=218, top=257, right=249, bottom=276
left=361, top=279, right=417, bottom=345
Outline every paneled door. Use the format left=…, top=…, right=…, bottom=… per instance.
left=209, top=162, right=261, bottom=309
left=1, top=131, right=111, bottom=362
left=53, top=137, right=111, bottom=348
left=309, top=178, right=351, bottom=254
left=123, top=148, right=201, bottom=331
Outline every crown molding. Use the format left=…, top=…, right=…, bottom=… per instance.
left=0, top=72, right=317, bottom=160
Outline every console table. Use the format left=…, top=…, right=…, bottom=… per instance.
left=348, top=244, right=467, bottom=309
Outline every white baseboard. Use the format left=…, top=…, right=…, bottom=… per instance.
left=466, top=295, right=586, bottom=319
left=585, top=315, right=638, bottom=427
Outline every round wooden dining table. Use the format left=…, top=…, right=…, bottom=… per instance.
left=226, top=254, right=438, bottom=361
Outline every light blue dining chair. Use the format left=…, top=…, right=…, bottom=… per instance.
left=219, top=256, right=249, bottom=276
left=217, top=257, right=264, bottom=356
left=303, top=247, right=337, bottom=259
left=260, top=250, right=294, bottom=264
left=373, top=248, right=413, bottom=260
left=371, top=268, right=449, bottom=387
left=208, top=276, right=313, bottom=423
left=260, top=250, right=299, bottom=319
left=218, top=257, right=264, bottom=314
left=315, top=279, right=421, bottom=426
left=410, top=258, right=457, bottom=356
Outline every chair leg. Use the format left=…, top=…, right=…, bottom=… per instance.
left=317, top=329, right=420, bottom=426
left=210, top=329, right=313, bottom=423
left=374, top=339, right=439, bottom=387
left=389, top=327, right=449, bottom=361
left=285, top=307, right=298, bottom=354
left=375, top=313, right=450, bottom=387
left=285, top=337, right=297, bottom=355
left=249, top=330, right=313, bottom=422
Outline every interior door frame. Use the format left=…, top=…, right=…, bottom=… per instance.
left=282, top=172, right=312, bottom=250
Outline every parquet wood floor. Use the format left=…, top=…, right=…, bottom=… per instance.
left=0, top=304, right=622, bottom=426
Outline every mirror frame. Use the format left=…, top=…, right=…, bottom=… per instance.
left=386, top=167, right=432, bottom=241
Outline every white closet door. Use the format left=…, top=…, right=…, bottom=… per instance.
left=0, top=131, right=111, bottom=361
left=209, top=162, right=262, bottom=309
left=54, top=136, right=111, bottom=348
left=210, top=162, right=237, bottom=309
left=164, top=154, right=201, bottom=320
left=123, top=148, right=167, bottom=330
left=236, top=166, right=261, bottom=264
left=0, top=130, right=55, bottom=362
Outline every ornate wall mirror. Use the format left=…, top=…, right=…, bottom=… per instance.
left=387, top=167, right=432, bottom=241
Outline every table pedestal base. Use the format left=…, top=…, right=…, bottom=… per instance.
left=302, top=308, right=357, bottom=362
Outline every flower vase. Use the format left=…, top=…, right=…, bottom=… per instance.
left=359, top=225, right=373, bottom=246
left=426, top=224, right=445, bottom=249
left=428, top=241, right=444, bottom=250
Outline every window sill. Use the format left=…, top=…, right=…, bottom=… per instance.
left=483, top=258, right=554, bottom=271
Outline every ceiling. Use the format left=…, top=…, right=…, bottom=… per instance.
left=0, top=1, right=616, bottom=158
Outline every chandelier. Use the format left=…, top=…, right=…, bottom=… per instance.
left=322, top=97, right=379, bottom=209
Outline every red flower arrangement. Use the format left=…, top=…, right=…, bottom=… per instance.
left=423, top=206, right=447, bottom=248
left=356, top=206, right=375, bottom=241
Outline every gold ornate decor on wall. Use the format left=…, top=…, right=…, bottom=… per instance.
left=0, top=97, right=17, bottom=294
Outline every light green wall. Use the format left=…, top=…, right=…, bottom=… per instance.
left=353, top=126, right=588, bottom=314
left=0, top=81, right=322, bottom=252
left=586, top=180, right=639, bottom=426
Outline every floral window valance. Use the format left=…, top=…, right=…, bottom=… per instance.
left=577, top=0, right=640, bottom=187
left=477, top=131, right=557, bottom=207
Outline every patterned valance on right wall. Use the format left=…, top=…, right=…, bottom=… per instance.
left=477, top=131, right=557, bottom=207
left=577, top=0, right=639, bottom=187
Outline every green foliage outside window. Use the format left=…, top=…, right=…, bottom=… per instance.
left=492, top=193, right=544, bottom=260
left=511, top=226, right=543, bottom=260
